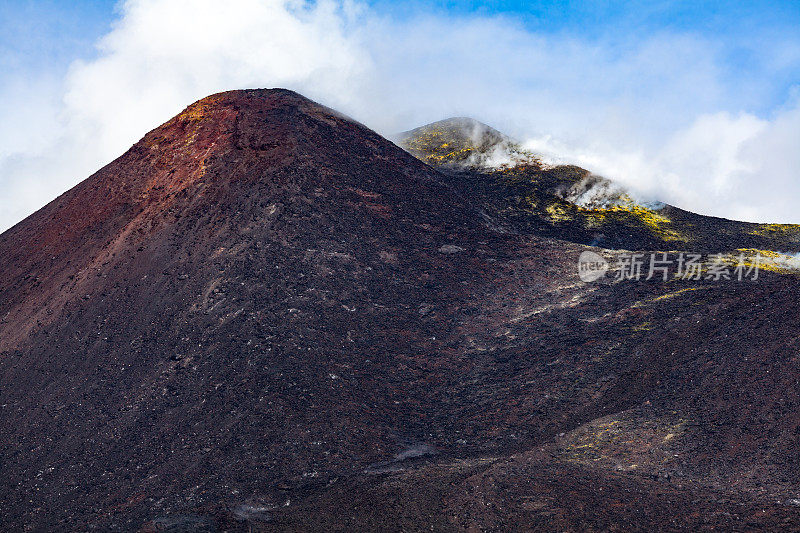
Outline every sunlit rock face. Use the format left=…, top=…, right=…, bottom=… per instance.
left=397, top=117, right=540, bottom=169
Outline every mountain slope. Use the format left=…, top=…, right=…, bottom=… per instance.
left=2, top=90, right=800, bottom=531
left=0, top=89, right=500, bottom=529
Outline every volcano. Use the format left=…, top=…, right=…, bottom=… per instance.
left=3, top=89, right=800, bottom=532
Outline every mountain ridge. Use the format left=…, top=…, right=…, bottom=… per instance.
left=399, top=117, right=800, bottom=252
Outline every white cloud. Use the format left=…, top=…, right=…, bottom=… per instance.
left=524, top=99, right=800, bottom=222
left=1, top=0, right=799, bottom=231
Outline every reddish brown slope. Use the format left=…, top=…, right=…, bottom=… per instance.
left=0, top=89, right=455, bottom=352
left=0, top=88, right=514, bottom=530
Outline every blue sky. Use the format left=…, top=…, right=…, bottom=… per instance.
left=375, top=0, right=800, bottom=112
left=3, top=1, right=799, bottom=121
left=0, top=1, right=115, bottom=74
left=4, top=1, right=799, bottom=110
left=0, top=1, right=799, bottom=228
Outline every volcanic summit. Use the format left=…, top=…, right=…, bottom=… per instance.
left=3, top=89, right=800, bottom=531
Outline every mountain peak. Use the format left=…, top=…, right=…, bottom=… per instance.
left=0, top=88, right=451, bottom=352
left=122, top=87, right=390, bottom=205
left=175, top=88, right=314, bottom=116
left=418, top=116, right=498, bottom=131
left=143, top=88, right=345, bottom=154
left=398, top=116, right=539, bottom=169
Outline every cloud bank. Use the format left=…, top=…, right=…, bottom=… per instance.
left=1, top=0, right=799, bottom=231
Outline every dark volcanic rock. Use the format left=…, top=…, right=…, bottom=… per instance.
left=139, top=514, right=216, bottom=533
left=2, top=89, right=800, bottom=531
